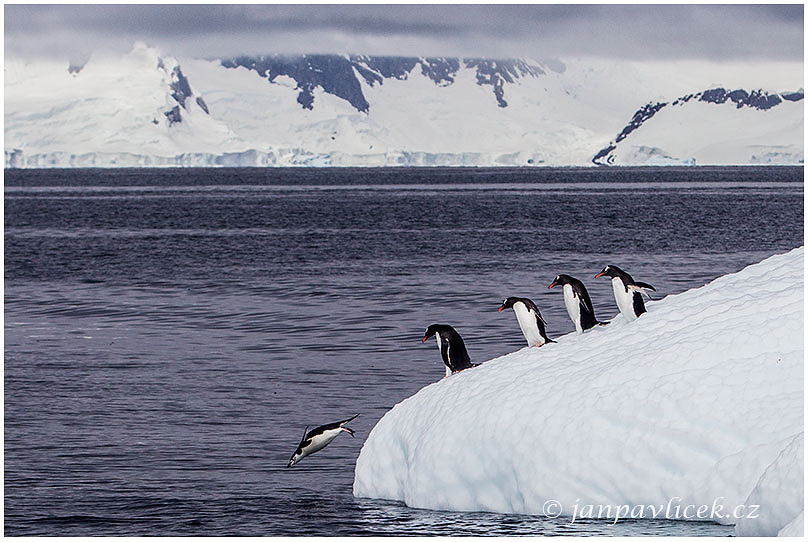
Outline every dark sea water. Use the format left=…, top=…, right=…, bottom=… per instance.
left=4, top=166, right=803, bottom=536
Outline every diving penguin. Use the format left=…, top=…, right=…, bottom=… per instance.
left=422, top=324, right=477, bottom=377
left=595, top=264, right=656, bottom=320
left=287, top=414, right=359, bottom=467
left=498, top=296, right=555, bottom=347
left=548, top=274, right=608, bottom=333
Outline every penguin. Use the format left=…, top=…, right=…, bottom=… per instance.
left=548, top=274, right=608, bottom=333
left=595, top=265, right=656, bottom=320
left=287, top=414, right=359, bottom=467
left=422, top=324, right=476, bottom=376
left=498, top=296, right=555, bottom=347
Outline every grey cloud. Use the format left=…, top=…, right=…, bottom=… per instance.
left=4, top=4, right=804, bottom=61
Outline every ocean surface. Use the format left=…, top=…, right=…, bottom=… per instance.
left=4, top=166, right=803, bottom=536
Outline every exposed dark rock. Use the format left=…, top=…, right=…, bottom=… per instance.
left=170, top=66, right=193, bottom=108
left=616, top=101, right=668, bottom=144
left=195, top=96, right=210, bottom=114
left=593, top=86, right=800, bottom=165
left=353, top=56, right=419, bottom=80
left=221, top=54, right=542, bottom=112
left=223, top=54, right=371, bottom=113
left=164, top=105, right=182, bottom=126
left=464, top=59, right=544, bottom=108
left=698, top=88, right=784, bottom=110
left=418, top=57, right=460, bottom=86
left=592, top=145, right=617, bottom=166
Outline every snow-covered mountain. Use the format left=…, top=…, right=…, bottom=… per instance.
left=4, top=43, right=804, bottom=167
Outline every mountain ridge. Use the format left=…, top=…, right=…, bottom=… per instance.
left=4, top=45, right=803, bottom=167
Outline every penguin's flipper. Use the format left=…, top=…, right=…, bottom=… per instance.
left=533, top=311, right=548, bottom=326
left=572, top=281, right=596, bottom=316
left=523, top=299, right=547, bottom=324
left=296, top=425, right=311, bottom=449
left=628, top=283, right=655, bottom=299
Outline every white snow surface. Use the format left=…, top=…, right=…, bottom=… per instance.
left=735, top=433, right=804, bottom=536
left=354, top=248, right=804, bottom=531
left=778, top=511, right=804, bottom=537
left=4, top=44, right=804, bottom=167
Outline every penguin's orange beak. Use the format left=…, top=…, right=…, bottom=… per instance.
left=595, top=272, right=605, bottom=278
left=548, top=281, right=557, bottom=289
left=421, top=336, right=428, bottom=343
left=497, top=305, right=505, bottom=312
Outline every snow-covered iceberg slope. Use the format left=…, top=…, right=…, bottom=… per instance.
left=354, top=248, right=803, bottom=534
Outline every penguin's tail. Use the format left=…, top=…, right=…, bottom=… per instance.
left=544, top=338, right=557, bottom=344
left=597, top=321, right=610, bottom=326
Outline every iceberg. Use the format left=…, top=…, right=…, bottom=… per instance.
left=354, top=248, right=803, bottom=534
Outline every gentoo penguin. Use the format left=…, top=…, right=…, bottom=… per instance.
left=498, top=297, right=555, bottom=347
left=287, top=414, right=359, bottom=467
left=548, top=274, right=607, bottom=333
left=595, top=265, right=656, bottom=320
left=422, top=324, right=476, bottom=376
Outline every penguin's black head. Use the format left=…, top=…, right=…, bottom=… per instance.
left=548, top=274, right=572, bottom=289
left=595, top=265, right=621, bottom=279
left=422, top=324, right=440, bottom=343
left=498, top=297, right=518, bottom=312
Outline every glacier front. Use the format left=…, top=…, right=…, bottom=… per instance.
left=353, top=248, right=803, bottom=535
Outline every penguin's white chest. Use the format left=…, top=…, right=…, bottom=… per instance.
left=435, top=335, right=451, bottom=377
left=302, top=428, right=342, bottom=458
left=612, top=277, right=637, bottom=320
left=512, top=302, right=543, bottom=346
left=563, top=284, right=583, bottom=333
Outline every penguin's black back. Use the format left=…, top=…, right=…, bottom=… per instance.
left=437, top=326, right=473, bottom=371
left=569, top=277, right=600, bottom=330
left=632, top=291, right=647, bottom=317
left=307, top=414, right=359, bottom=437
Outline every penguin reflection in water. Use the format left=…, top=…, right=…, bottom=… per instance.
left=287, top=414, right=359, bottom=467
left=595, top=265, right=656, bottom=320
left=548, top=274, right=608, bottom=334
left=498, top=297, right=555, bottom=347
left=422, top=324, right=477, bottom=377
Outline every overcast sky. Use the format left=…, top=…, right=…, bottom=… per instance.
left=4, top=4, right=804, bottom=63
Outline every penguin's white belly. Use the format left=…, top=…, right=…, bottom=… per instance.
left=612, top=277, right=637, bottom=320
left=513, top=302, right=543, bottom=346
left=435, top=335, right=451, bottom=377
left=563, top=284, right=583, bottom=334
left=303, top=428, right=343, bottom=457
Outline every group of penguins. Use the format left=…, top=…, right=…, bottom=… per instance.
left=288, top=264, right=655, bottom=467
left=423, top=263, right=657, bottom=375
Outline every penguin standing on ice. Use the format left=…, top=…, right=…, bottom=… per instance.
left=422, top=324, right=476, bottom=377
left=548, top=274, right=607, bottom=334
left=498, top=297, right=555, bottom=347
left=287, top=414, right=359, bottom=467
left=595, top=265, right=656, bottom=320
